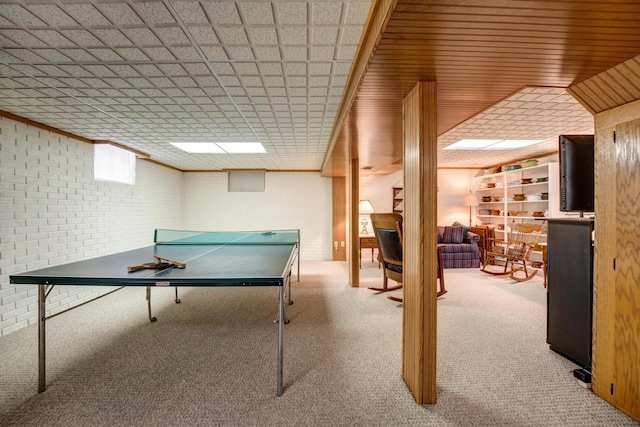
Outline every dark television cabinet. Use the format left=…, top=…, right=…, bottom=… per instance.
left=546, top=218, right=594, bottom=368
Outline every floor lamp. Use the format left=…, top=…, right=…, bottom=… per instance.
left=463, top=190, right=479, bottom=227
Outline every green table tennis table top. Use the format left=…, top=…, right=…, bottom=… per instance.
left=10, top=229, right=300, bottom=287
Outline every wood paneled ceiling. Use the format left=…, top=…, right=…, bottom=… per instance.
left=321, top=0, right=640, bottom=176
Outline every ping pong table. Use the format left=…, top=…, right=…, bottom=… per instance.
left=9, top=228, right=300, bottom=396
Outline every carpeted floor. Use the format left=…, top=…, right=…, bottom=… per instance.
left=0, top=261, right=637, bottom=426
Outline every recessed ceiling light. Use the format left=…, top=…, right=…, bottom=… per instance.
left=483, top=139, right=543, bottom=150
left=170, top=142, right=225, bottom=153
left=444, top=139, right=543, bottom=150
left=216, top=142, right=266, bottom=153
left=444, top=139, right=501, bottom=150
left=170, top=142, right=266, bottom=154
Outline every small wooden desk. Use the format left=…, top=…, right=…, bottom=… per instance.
left=359, top=235, right=378, bottom=268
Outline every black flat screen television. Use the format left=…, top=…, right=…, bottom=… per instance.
left=559, top=135, right=594, bottom=213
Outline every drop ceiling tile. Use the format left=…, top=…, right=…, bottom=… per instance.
left=237, top=75, right=261, bottom=87
left=200, top=45, right=228, bottom=61
left=0, top=4, right=45, bottom=26
left=131, top=2, right=174, bottom=25
left=157, top=63, right=189, bottom=77
left=155, top=26, right=192, bottom=46
left=309, top=75, right=330, bottom=87
left=5, top=30, right=49, bottom=47
left=282, top=46, right=307, bottom=61
left=283, top=62, right=307, bottom=75
left=59, top=29, right=103, bottom=46
left=253, top=46, right=281, bottom=61
left=216, top=27, right=249, bottom=45
left=229, top=62, right=257, bottom=76
left=63, top=4, right=111, bottom=27
left=172, top=2, right=208, bottom=24
left=277, top=2, right=309, bottom=25
left=27, top=4, right=78, bottom=27
left=114, top=47, right=150, bottom=61
left=85, top=65, right=119, bottom=78
left=309, top=62, right=331, bottom=75
left=344, top=2, right=371, bottom=24
left=263, top=75, right=285, bottom=87
left=33, top=30, right=76, bottom=48
left=202, top=2, right=241, bottom=25
left=240, top=2, right=275, bottom=25
left=335, top=45, right=356, bottom=60
left=248, top=27, right=279, bottom=45
left=313, top=27, right=339, bottom=44
left=88, top=48, right=125, bottom=62
left=312, top=3, right=343, bottom=25
left=57, top=48, right=97, bottom=62
left=280, top=27, right=307, bottom=45
left=226, top=46, right=254, bottom=60
left=187, top=26, right=220, bottom=45
left=122, top=28, right=162, bottom=45
left=96, top=3, right=143, bottom=25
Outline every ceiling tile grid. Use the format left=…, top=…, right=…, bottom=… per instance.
left=0, top=0, right=371, bottom=170
left=437, top=88, right=594, bottom=169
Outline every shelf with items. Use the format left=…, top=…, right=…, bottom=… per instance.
left=392, top=187, right=403, bottom=213
left=473, top=161, right=562, bottom=238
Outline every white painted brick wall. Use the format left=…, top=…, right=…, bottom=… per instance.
left=182, top=171, right=333, bottom=262
left=0, top=116, right=334, bottom=337
left=0, top=117, right=183, bottom=336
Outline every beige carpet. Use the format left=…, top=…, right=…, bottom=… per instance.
left=0, top=261, right=637, bottom=426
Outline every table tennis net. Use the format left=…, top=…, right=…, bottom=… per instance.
left=154, top=229, right=299, bottom=245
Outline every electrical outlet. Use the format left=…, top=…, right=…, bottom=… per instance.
left=340, top=241, right=345, bottom=247
left=333, top=241, right=338, bottom=250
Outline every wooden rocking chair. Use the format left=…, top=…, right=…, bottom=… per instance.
left=480, top=222, right=544, bottom=282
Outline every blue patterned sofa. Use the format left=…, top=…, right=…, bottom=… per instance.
left=437, top=224, right=481, bottom=268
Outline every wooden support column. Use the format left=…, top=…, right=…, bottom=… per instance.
left=349, top=157, right=360, bottom=287
left=402, top=81, right=438, bottom=404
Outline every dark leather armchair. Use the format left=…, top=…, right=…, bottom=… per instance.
left=369, top=213, right=446, bottom=300
left=369, top=213, right=404, bottom=293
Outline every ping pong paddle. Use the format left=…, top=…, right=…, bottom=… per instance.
left=128, top=262, right=172, bottom=272
left=154, top=256, right=186, bottom=268
left=127, top=256, right=187, bottom=273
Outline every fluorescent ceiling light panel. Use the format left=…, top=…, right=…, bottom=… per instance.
left=170, top=142, right=266, bottom=154
left=444, top=139, right=501, bottom=150
left=170, top=142, right=225, bottom=153
left=217, top=142, right=266, bottom=153
left=482, top=139, right=543, bottom=150
left=445, top=139, right=543, bottom=150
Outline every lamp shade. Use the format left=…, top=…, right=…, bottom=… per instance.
left=463, top=193, right=479, bottom=207
left=358, top=200, right=375, bottom=214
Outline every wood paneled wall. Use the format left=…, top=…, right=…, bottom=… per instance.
left=402, top=81, right=438, bottom=404
left=593, top=100, right=640, bottom=421
left=332, top=177, right=347, bottom=261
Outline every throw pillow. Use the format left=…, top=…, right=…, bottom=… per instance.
left=452, top=221, right=470, bottom=238
left=443, top=226, right=465, bottom=244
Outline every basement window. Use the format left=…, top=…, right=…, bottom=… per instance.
left=94, top=144, right=136, bottom=185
